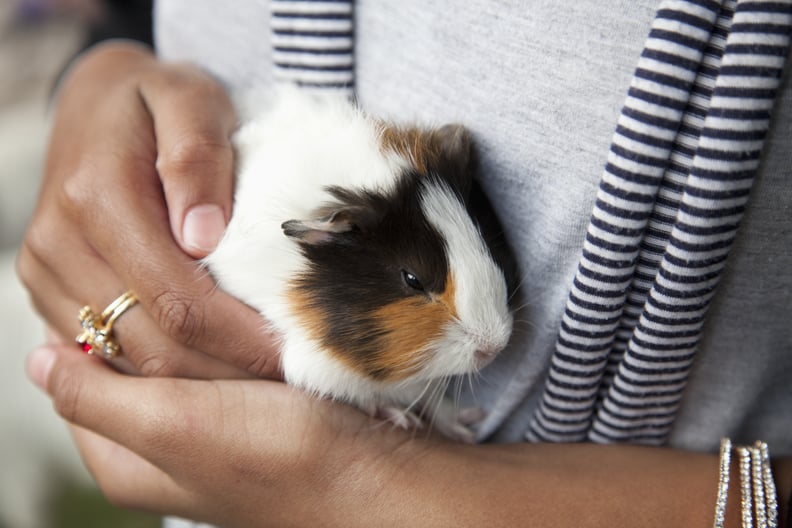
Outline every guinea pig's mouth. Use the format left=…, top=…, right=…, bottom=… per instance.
left=474, top=347, right=500, bottom=369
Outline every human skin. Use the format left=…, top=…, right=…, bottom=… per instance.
left=16, top=41, right=279, bottom=379
left=17, top=41, right=792, bottom=527
left=26, top=344, right=792, bottom=528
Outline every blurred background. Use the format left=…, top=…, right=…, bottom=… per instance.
left=0, top=0, right=158, bottom=526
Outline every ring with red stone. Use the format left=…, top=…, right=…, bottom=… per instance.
left=75, top=291, right=138, bottom=359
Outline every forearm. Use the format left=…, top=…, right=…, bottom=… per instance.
left=28, top=346, right=790, bottom=528
left=338, top=439, right=790, bottom=528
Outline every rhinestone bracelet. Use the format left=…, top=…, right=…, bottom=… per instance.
left=713, top=439, right=779, bottom=528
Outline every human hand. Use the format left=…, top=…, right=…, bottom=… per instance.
left=16, top=41, right=280, bottom=379
left=27, top=344, right=419, bottom=528
left=31, top=342, right=786, bottom=528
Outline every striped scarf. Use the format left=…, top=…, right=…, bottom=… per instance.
left=271, top=0, right=354, bottom=98
left=269, top=0, right=792, bottom=445
left=528, top=0, right=792, bottom=445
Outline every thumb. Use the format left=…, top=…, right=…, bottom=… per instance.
left=140, top=65, right=238, bottom=258
left=180, top=203, right=229, bottom=258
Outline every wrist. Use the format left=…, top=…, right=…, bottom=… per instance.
left=328, top=441, right=731, bottom=528
left=322, top=430, right=451, bottom=528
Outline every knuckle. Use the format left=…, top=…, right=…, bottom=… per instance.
left=15, top=246, right=54, bottom=321
left=170, top=67, right=230, bottom=106
left=244, top=350, right=282, bottom=379
left=188, top=74, right=228, bottom=102
left=15, top=244, right=36, bottom=291
left=59, top=162, right=98, bottom=214
left=20, top=216, right=57, bottom=266
left=155, top=137, right=231, bottom=179
left=151, top=290, right=206, bottom=346
left=137, top=352, right=180, bottom=378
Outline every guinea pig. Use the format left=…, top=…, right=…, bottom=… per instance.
left=204, top=87, right=514, bottom=442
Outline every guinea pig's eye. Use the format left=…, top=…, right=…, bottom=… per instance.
left=401, top=269, right=425, bottom=292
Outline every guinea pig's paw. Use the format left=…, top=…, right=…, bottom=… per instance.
left=447, top=422, right=478, bottom=444
left=431, top=414, right=477, bottom=443
left=456, top=406, right=487, bottom=426
left=427, top=403, right=482, bottom=443
left=377, top=406, right=425, bottom=431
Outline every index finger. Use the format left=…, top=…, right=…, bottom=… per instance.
left=63, top=84, right=281, bottom=378
left=141, top=63, right=239, bottom=259
left=32, top=344, right=291, bottom=472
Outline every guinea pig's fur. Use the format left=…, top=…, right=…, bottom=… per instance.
left=205, top=87, right=513, bottom=441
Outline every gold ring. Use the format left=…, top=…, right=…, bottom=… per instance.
left=75, top=291, right=138, bottom=358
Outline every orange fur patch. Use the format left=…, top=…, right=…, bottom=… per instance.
left=287, top=275, right=458, bottom=383
left=378, top=124, right=437, bottom=175
left=369, top=275, right=458, bottom=380
left=287, top=287, right=330, bottom=352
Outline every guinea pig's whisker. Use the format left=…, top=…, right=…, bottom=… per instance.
left=418, top=380, right=440, bottom=418
left=426, top=377, right=451, bottom=430
left=456, top=372, right=477, bottom=403
left=509, top=297, right=537, bottom=314
left=190, top=263, right=217, bottom=288
left=467, top=371, right=478, bottom=389
left=508, top=273, right=528, bottom=303
left=404, top=378, right=436, bottom=417
left=194, top=261, right=211, bottom=275
left=466, top=372, right=478, bottom=401
left=511, top=318, right=538, bottom=332
left=452, top=376, right=463, bottom=407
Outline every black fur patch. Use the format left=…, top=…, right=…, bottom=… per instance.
left=292, top=171, right=456, bottom=380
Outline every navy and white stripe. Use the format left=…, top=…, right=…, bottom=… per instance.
left=598, top=0, right=736, bottom=397
left=271, top=0, right=354, bottom=97
left=528, top=0, right=724, bottom=443
left=591, top=0, right=737, bottom=434
left=591, top=0, right=792, bottom=444
left=528, top=0, right=792, bottom=444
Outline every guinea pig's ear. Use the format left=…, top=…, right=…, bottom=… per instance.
left=281, top=206, right=378, bottom=245
left=430, top=124, right=474, bottom=199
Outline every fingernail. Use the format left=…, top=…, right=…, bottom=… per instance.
left=26, top=346, right=56, bottom=391
left=182, top=204, right=226, bottom=253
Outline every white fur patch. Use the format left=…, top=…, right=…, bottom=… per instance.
left=419, top=181, right=513, bottom=377
left=206, top=87, right=404, bottom=316
left=205, top=87, right=411, bottom=407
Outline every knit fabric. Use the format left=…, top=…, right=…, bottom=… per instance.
left=271, top=0, right=354, bottom=97
left=528, top=0, right=792, bottom=445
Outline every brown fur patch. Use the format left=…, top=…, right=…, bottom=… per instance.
left=287, top=275, right=458, bottom=383
left=368, top=275, right=458, bottom=380
left=287, top=287, right=331, bottom=354
left=378, top=124, right=437, bottom=175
